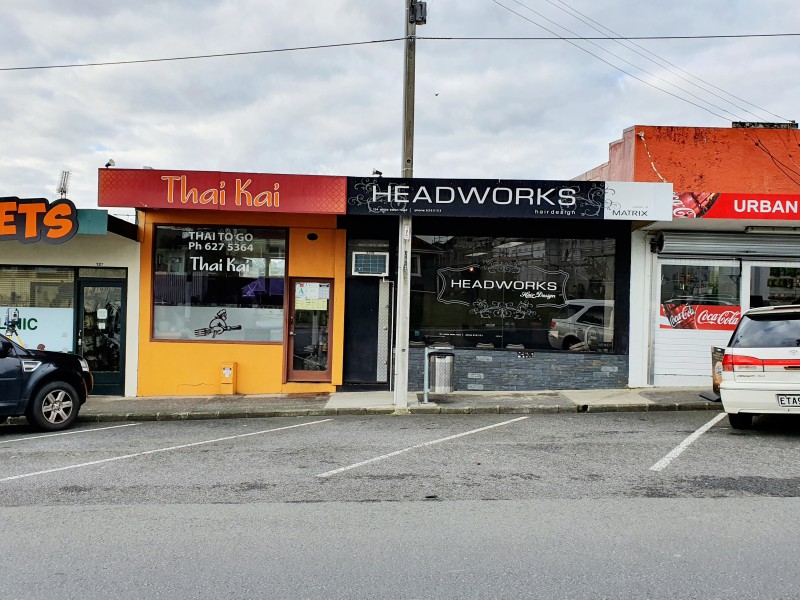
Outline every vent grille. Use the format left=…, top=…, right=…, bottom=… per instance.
left=352, top=252, right=389, bottom=276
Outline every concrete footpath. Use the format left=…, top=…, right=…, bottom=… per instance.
left=77, top=387, right=722, bottom=422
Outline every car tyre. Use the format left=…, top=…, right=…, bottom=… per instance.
left=26, top=381, right=80, bottom=432
left=727, top=412, right=753, bottom=430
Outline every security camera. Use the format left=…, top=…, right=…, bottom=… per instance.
left=105, top=159, right=116, bottom=168
left=372, top=169, right=383, bottom=177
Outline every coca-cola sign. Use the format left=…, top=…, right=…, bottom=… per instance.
left=660, top=304, right=741, bottom=331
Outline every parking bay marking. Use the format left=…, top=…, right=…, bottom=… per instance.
left=0, top=423, right=140, bottom=445
left=649, top=413, right=727, bottom=472
left=0, top=419, right=332, bottom=482
left=317, top=416, right=529, bottom=478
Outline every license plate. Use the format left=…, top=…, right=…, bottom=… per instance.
left=777, top=394, right=800, bottom=407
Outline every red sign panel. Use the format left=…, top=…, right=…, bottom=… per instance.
left=98, top=169, right=347, bottom=214
left=673, top=191, right=800, bottom=220
left=659, top=303, right=741, bottom=331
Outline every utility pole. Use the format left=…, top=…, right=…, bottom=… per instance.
left=394, top=0, right=426, bottom=409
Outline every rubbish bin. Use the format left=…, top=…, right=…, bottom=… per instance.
left=429, top=353, right=454, bottom=393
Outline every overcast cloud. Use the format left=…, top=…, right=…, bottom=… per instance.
left=2, top=1, right=799, bottom=210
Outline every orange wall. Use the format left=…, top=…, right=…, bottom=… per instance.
left=137, top=210, right=345, bottom=396
left=596, top=124, right=800, bottom=193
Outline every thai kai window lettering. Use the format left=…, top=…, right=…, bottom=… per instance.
left=161, top=176, right=281, bottom=207
left=410, top=236, right=616, bottom=352
left=0, top=197, right=78, bottom=244
left=152, top=225, right=286, bottom=342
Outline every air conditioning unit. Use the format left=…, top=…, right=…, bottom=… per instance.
left=352, top=251, right=389, bottom=277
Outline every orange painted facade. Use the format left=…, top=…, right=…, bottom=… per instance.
left=580, top=125, right=800, bottom=193
left=136, top=209, right=346, bottom=396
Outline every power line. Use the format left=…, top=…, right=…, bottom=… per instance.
left=2, top=32, right=800, bottom=72
left=542, top=0, right=789, bottom=124
left=0, top=38, right=406, bottom=72
left=488, top=0, right=734, bottom=121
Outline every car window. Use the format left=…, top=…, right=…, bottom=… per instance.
left=555, top=304, right=584, bottom=319
left=729, top=314, right=800, bottom=348
left=577, top=306, right=606, bottom=326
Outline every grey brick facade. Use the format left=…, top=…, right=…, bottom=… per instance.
left=409, top=348, right=629, bottom=392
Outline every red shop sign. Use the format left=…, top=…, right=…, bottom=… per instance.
left=673, top=191, right=800, bottom=220
left=98, top=168, right=347, bottom=215
left=660, top=303, right=741, bottom=331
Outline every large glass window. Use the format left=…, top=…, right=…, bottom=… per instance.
left=153, top=225, right=286, bottom=342
left=0, top=266, right=75, bottom=352
left=410, top=236, right=615, bottom=351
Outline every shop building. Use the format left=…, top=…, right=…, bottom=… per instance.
left=0, top=196, right=140, bottom=396
left=340, top=177, right=672, bottom=392
left=98, top=169, right=671, bottom=395
left=98, top=169, right=347, bottom=396
left=575, top=123, right=800, bottom=387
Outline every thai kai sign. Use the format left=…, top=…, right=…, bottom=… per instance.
left=673, top=191, right=800, bottom=220
left=437, top=260, right=569, bottom=319
left=0, top=197, right=79, bottom=244
left=347, top=178, right=673, bottom=220
left=97, top=169, right=348, bottom=214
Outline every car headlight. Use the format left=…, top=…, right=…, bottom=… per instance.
left=79, top=357, right=90, bottom=372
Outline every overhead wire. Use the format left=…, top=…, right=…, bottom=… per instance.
left=2, top=33, right=800, bottom=72
left=488, top=0, right=735, bottom=122
left=543, top=0, right=785, bottom=123
left=501, top=0, right=751, bottom=122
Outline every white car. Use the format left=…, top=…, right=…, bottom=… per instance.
left=720, top=304, right=800, bottom=429
left=547, top=300, right=614, bottom=352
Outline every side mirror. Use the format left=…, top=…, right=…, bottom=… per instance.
left=0, top=338, right=12, bottom=359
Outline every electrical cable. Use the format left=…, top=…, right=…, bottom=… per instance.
left=499, top=0, right=746, bottom=122
left=542, top=0, right=785, bottom=123
left=488, top=0, right=733, bottom=121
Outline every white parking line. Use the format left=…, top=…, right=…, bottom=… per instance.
left=317, top=416, right=529, bottom=478
left=649, top=413, right=727, bottom=472
left=0, top=419, right=331, bottom=483
left=0, top=423, right=141, bottom=445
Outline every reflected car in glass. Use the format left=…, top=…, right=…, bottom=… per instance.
left=720, top=304, right=800, bottom=429
left=0, top=333, right=93, bottom=431
left=547, top=300, right=614, bottom=352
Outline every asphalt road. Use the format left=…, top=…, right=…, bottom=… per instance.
left=1, top=412, right=799, bottom=599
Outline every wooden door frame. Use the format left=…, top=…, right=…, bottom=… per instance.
left=285, top=277, right=334, bottom=382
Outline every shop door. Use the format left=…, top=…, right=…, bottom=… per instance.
left=78, top=281, right=125, bottom=395
left=742, top=261, right=800, bottom=311
left=342, top=278, right=393, bottom=385
left=287, top=279, right=333, bottom=382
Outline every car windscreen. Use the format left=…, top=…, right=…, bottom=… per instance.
left=729, top=314, right=800, bottom=348
left=554, top=304, right=584, bottom=319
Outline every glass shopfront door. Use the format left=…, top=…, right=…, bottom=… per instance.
left=287, top=279, right=333, bottom=382
left=78, top=280, right=125, bottom=395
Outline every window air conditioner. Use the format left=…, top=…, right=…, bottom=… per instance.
left=352, top=251, right=389, bottom=277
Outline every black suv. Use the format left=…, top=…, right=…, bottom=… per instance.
left=0, top=334, right=93, bottom=431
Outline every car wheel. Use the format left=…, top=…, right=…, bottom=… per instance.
left=728, top=413, right=753, bottom=430
left=26, top=381, right=80, bottom=431
left=563, top=337, right=585, bottom=352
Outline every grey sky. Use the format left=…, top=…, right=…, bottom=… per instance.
left=2, top=1, right=798, bottom=209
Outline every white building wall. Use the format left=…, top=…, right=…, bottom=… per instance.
left=628, top=229, right=655, bottom=388
left=0, top=234, right=140, bottom=396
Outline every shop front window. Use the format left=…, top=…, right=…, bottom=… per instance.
left=0, top=266, right=75, bottom=352
left=659, top=264, right=740, bottom=330
left=153, top=225, right=286, bottom=342
left=409, top=236, right=615, bottom=351
left=750, top=266, right=800, bottom=308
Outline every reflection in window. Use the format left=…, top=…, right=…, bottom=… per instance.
left=409, top=236, right=615, bottom=351
left=153, top=225, right=286, bottom=342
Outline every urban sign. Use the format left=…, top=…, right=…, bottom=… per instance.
left=673, top=191, right=800, bottom=220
